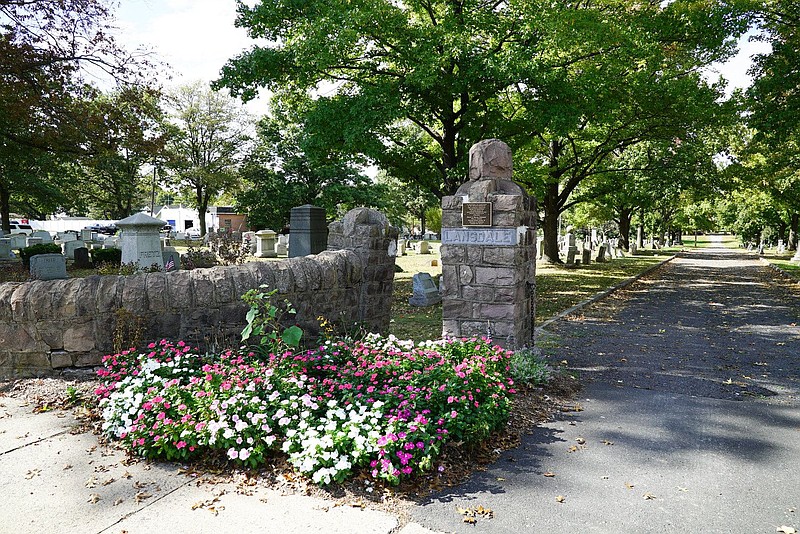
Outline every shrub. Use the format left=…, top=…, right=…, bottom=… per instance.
left=91, top=247, right=122, bottom=266
left=181, top=244, right=217, bottom=269
left=19, top=243, right=62, bottom=267
left=508, top=348, right=553, bottom=387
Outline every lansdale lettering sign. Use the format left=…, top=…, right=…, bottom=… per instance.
left=441, top=227, right=519, bottom=246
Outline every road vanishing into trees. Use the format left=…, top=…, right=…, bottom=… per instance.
left=413, top=245, right=800, bottom=532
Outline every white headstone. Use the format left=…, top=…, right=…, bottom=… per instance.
left=409, top=273, right=442, bottom=306
left=274, top=242, right=288, bottom=256
left=62, top=240, right=86, bottom=260
left=0, top=238, right=12, bottom=261
left=30, top=253, right=68, bottom=280
left=9, top=234, right=26, bottom=250
left=57, top=232, right=77, bottom=243
left=31, top=230, right=53, bottom=243
left=418, top=241, right=430, bottom=254
left=26, top=237, right=43, bottom=247
left=117, top=212, right=166, bottom=270
left=80, top=229, right=93, bottom=242
left=255, top=229, right=277, bottom=258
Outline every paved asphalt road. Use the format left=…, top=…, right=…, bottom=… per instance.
left=412, top=247, right=800, bottom=533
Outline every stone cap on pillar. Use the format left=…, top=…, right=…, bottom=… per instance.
left=468, top=139, right=512, bottom=180
left=116, top=212, right=167, bottom=229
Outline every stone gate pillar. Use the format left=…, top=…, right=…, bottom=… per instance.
left=440, top=139, right=536, bottom=348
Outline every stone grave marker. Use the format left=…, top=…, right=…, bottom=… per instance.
left=162, top=246, right=180, bottom=272
left=409, top=273, right=442, bottom=307
left=595, top=244, right=606, bottom=263
left=80, top=228, right=93, bottom=242
left=255, top=229, right=278, bottom=258
left=25, top=237, right=43, bottom=247
left=117, top=212, right=166, bottom=270
left=30, top=253, right=68, bottom=280
left=0, top=238, right=12, bottom=260
left=289, top=204, right=327, bottom=258
left=62, top=240, right=86, bottom=260
left=582, top=248, right=591, bottom=265
left=31, top=230, right=52, bottom=243
left=9, top=234, right=27, bottom=250
left=73, top=247, right=92, bottom=268
left=418, top=240, right=430, bottom=254
left=57, top=232, right=77, bottom=243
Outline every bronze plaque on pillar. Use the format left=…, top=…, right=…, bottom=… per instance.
left=462, top=202, right=492, bottom=227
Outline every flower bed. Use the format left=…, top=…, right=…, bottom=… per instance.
left=96, top=335, right=516, bottom=485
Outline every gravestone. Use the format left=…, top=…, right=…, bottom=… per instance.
left=409, top=273, right=442, bottom=307
left=57, top=232, right=77, bottom=243
left=62, top=240, right=86, bottom=260
left=30, top=253, right=68, bottom=280
left=398, top=240, right=407, bottom=256
left=289, top=204, right=327, bottom=258
left=778, top=240, right=785, bottom=253
left=582, top=248, right=591, bottom=265
left=562, top=227, right=578, bottom=264
left=242, top=231, right=256, bottom=254
left=275, top=241, right=288, bottom=256
left=25, top=237, right=43, bottom=247
left=9, top=234, right=26, bottom=250
left=73, top=247, right=92, bottom=268
left=255, top=229, right=278, bottom=258
left=117, top=212, right=165, bottom=270
left=175, top=231, right=186, bottom=240
left=103, top=236, right=120, bottom=249
left=595, top=244, right=606, bottom=263
left=440, top=139, right=536, bottom=348
left=31, top=231, right=53, bottom=243
left=162, top=246, right=180, bottom=272
left=80, top=229, right=93, bottom=242
left=418, top=240, right=430, bottom=254
left=791, top=247, right=800, bottom=264
left=0, top=238, right=12, bottom=260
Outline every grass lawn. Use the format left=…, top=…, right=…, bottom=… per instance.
left=391, top=246, right=671, bottom=342
left=663, top=233, right=742, bottom=251
left=763, top=254, right=800, bottom=280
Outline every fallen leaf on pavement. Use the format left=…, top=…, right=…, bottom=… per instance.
left=24, top=469, right=41, bottom=480
left=777, top=527, right=796, bottom=534
left=575, top=437, right=586, bottom=445
left=625, top=482, right=635, bottom=489
left=643, top=493, right=656, bottom=500
left=113, top=498, right=124, bottom=506
left=85, top=476, right=98, bottom=488
left=135, top=491, right=152, bottom=503
left=543, top=472, right=556, bottom=478
left=556, top=495, right=565, bottom=503
left=87, top=493, right=101, bottom=504
left=602, top=440, right=614, bottom=446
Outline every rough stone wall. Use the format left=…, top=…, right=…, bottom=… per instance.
left=0, top=208, right=397, bottom=378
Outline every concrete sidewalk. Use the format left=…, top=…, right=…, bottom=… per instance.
left=0, top=395, right=424, bottom=534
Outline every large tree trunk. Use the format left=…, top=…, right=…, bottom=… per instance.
left=541, top=181, right=562, bottom=263
left=0, top=182, right=10, bottom=233
left=617, top=207, right=633, bottom=251
left=788, top=212, right=799, bottom=251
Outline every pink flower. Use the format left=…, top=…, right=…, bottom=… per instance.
left=227, top=448, right=239, bottom=460
left=175, top=441, right=187, bottom=449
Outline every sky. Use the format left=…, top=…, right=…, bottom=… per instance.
left=114, top=1, right=772, bottom=110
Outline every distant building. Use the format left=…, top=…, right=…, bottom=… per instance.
left=208, top=206, right=249, bottom=233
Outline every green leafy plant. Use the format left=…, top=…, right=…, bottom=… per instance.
left=240, top=285, right=303, bottom=354
left=91, top=247, right=122, bottom=267
left=19, top=243, right=62, bottom=267
left=508, top=348, right=553, bottom=387
left=181, top=243, right=218, bottom=270
left=208, top=230, right=250, bottom=266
